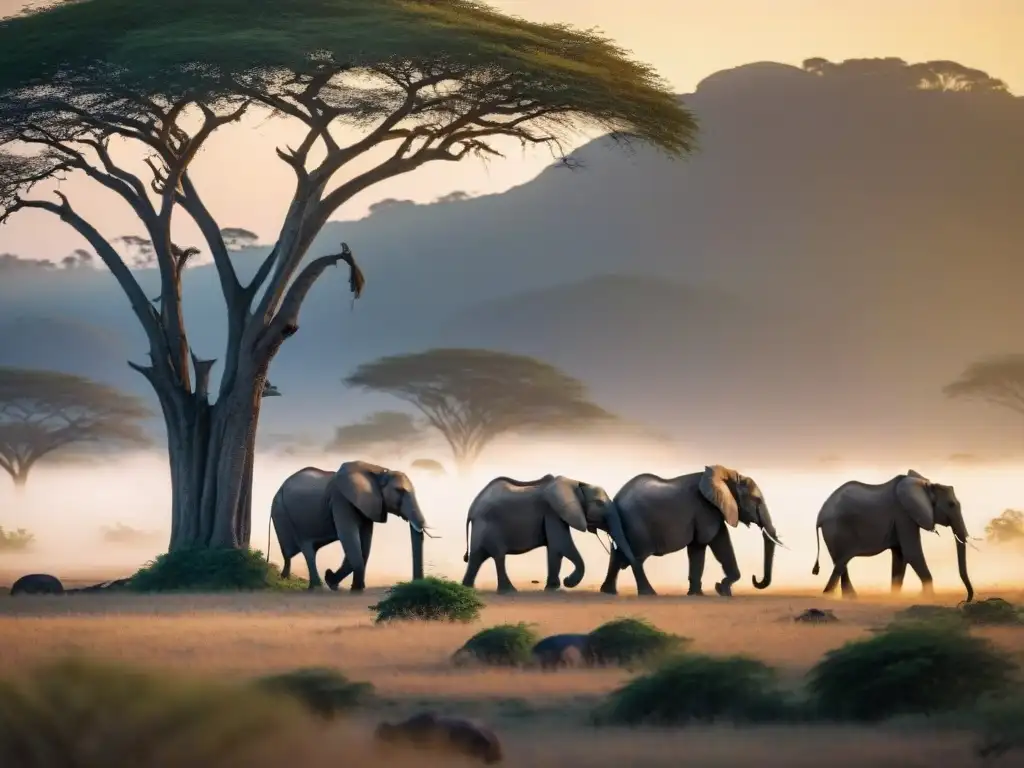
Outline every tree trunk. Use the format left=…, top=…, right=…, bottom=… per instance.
left=11, top=470, right=28, bottom=492
left=159, top=370, right=265, bottom=552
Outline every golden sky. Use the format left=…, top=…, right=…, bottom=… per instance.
left=0, top=0, right=1019, bottom=260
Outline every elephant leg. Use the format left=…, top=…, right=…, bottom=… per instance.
left=631, top=557, right=658, bottom=596
left=708, top=525, right=740, bottom=597
left=890, top=548, right=907, bottom=594
left=839, top=568, right=857, bottom=598
left=334, top=518, right=367, bottom=593
left=493, top=554, right=517, bottom=593
left=897, top=528, right=934, bottom=597
left=325, top=556, right=351, bottom=591
left=599, top=549, right=622, bottom=594
left=462, top=549, right=489, bottom=588
left=686, top=542, right=707, bottom=596
left=544, top=516, right=585, bottom=589
left=300, top=543, right=322, bottom=590
left=280, top=555, right=291, bottom=580
left=351, top=516, right=374, bottom=591
left=823, top=560, right=847, bottom=595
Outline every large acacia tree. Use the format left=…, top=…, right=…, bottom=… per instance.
left=943, top=354, right=1024, bottom=418
left=0, top=0, right=695, bottom=550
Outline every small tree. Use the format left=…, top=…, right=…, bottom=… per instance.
left=326, top=410, right=426, bottom=459
left=985, top=509, right=1024, bottom=545
left=0, top=0, right=695, bottom=551
left=943, top=355, right=1024, bottom=417
left=0, top=367, right=152, bottom=489
left=343, top=348, right=618, bottom=471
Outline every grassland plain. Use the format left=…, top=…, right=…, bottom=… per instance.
left=1, top=569, right=1022, bottom=767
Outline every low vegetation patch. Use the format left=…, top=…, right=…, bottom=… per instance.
left=128, top=548, right=307, bottom=592
left=0, top=657, right=308, bottom=766
left=370, top=577, right=484, bottom=624
left=454, top=623, right=539, bottom=667
left=585, top=617, right=689, bottom=667
left=593, top=653, right=788, bottom=726
left=807, top=622, right=1018, bottom=721
left=254, top=667, right=373, bottom=719
left=0, top=526, right=35, bottom=553
left=971, top=694, right=1024, bottom=763
left=961, top=597, right=1023, bottom=626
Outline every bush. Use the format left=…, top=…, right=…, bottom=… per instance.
left=254, top=667, right=373, bottom=719
left=807, top=623, right=1018, bottom=721
left=0, top=526, right=35, bottom=553
left=889, top=599, right=1022, bottom=630
left=454, top=623, right=539, bottom=667
left=128, top=548, right=308, bottom=592
left=0, top=657, right=308, bottom=766
left=370, top=577, right=484, bottom=624
left=961, top=598, right=1023, bottom=626
left=972, top=694, right=1024, bottom=763
left=585, top=617, right=689, bottom=667
left=593, top=653, right=788, bottom=726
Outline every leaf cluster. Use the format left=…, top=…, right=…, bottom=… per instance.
left=453, top=622, right=539, bottom=667
left=370, top=576, right=484, bottom=624
left=128, top=547, right=308, bottom=592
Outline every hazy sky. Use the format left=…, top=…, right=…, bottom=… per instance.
left=0, top=0, right=1020, bottom=260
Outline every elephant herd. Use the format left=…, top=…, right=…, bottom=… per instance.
left=269, top=461, right=975, bottom=602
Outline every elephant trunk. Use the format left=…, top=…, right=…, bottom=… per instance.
left=403, top=494, right=426, bottom=581
left=752, top=530, right=775, bottom=590
left=604, top=504, right=636, bottom=567
left=952, top=517, right=973, bottom=603
left=410, top=525, right=425, bottom=581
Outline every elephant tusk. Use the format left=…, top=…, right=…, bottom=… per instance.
left=593, top=530, right=611, bottom=555
left=409, top=522, right=423, bottom=533
left=423, top=530, right=441, bottom=539
left=761, top=527, right=788, bottom=550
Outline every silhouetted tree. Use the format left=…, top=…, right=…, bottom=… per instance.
left=943, top=355, right=1024, bottom=416
left=984, top=509, right=1024, bottom=545
left=410, top=458, right=446, bottom=475
left=802, top=57, right=1009, bottom=93
left=0, top=253, right=56, bottom=273
left=343, top=348, right=618, bottom=471
left=0, top=0, right=693, bottom=550
left=0, top=367, right=152, bottom=489
left=326, top=410, right=427, bottom=457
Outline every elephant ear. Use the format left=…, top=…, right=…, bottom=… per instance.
left=698, top=465, right=740, bottom=528
left=896, top=474, right=935, bottom=531
left=333, top=463, right=386, bottom=524
left=542, top=476, right=589, bottom=533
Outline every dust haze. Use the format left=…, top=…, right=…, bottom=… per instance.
left=3, top=437, right=1021, bottom=594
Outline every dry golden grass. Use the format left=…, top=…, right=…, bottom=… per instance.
left=1, top=570, right=1022, bottom=767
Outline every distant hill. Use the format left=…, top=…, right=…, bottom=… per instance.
left=2, top=57, right=1023, bottom=464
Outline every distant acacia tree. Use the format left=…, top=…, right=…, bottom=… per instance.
left=943, top=355, right=1024, bottom=417
left=326, top=410, right=427, bottom=458
left=343, top=348, right=618, bottom=472
left=984, top=509, right=1024, bottom=546
left=802, top=57, right=1010, bottom=93
left=0, top=0, right=693, bottom=551
left=0, top=367, right=152, bottom=488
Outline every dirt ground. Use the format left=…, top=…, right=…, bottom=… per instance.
left=2, top=571, right=1022, bottom=767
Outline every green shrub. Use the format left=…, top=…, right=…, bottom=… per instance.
left=254, top=667, right=373, bottom=719
left=807, top=623, right=1018, bottom=721
left=370, top=577, right=484, bottom=624
left=593, top=653, right=788, bottom=726
left=0, top=657, right=308, bottom=766
left=972, top=694, right=1024, bottom=763
left=585, top=617, right=689, bottom=667
left=454, top=622, right=539, bottom=667
left=128, top=548, right=307, bottom=592
left=0, top=526, right=35, bottom=553
left=887, top=604, right=964, bottom=630
left=961, top=598, right=1022, bottom=626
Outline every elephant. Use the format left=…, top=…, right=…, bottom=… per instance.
left=600, top=465, right=782, bottom=597
left=9, top=573, right=64, bottom=596
left=269, top=460, right=427, bottom=592
left=461, top=474, right=636, bottom=593
left=812, top=469, right=974, bottom=602
left=375, top=712, right=503, bottom=765
left=530, top=633, right=591, bottom=670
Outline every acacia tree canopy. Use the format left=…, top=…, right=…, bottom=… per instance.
left=343, top=348, right=618, bottom=470
left=0, top=366, right=152, bottom=488
left=0, top=0, right=695, bottom=551
left=326, top=410, right=426, bottom=457
left=942, top=354, right=1024, bottom=416
left=984, top=509, right=1024, bottom=545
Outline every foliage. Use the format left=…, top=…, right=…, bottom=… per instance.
left=0, top=367, right=152, bottom=487
left=888, top=599, right=1023, bottom=630
left=585, top=617, right=689, bottom=668
left=971, top=694, right=1024, bottom=763
left=802, top=57, right=1010, bottom=93
left=0, top=657, right=308, bottom=767
left=806, top=623, right=1018, bottom=721
left=370, top=577, right=484, bottom=624
left=100, top=522, right=164, bottom=547
left=960, top=598, right=1023, bottom=626
left=943, top=355, right=1024, bottom=419
left=128, top=548, right=308, bottom=592
left=344, top=348, right=619, bottom=469
left=454, top=623, right=539, bottom=667
left=984, top=509, right=1024, bottom=545
left=0, top=526, right=35, bottom=553
left=593, top=653, right=788, bottom=726
left=326, top=410, right=427, bottom=455
left=253, top=667, right=373, bottom=719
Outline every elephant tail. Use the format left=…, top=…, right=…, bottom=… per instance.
left=463, top=517, right=471, bottom=563
left=811, top=525, right=821, bottom=576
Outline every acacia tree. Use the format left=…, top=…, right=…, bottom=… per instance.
left=326, top=410, right=427, bottom=458
left=984, top=509, right=1024, bottom=546
left=0, top=0, right=694, bottom=550
left=343, top=348, right=618, bottom=471
left=0, top=367, right=152, bottom=489
left=943, top=354, right=1024, bottom=417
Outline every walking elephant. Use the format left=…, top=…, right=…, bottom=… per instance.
left=812, top=469, right=974, bottom=602
left=600, top=465, right=782, bottom=597
left=269, top=460, right=427, bottom=591
left=461, top=474, right=636, bottom=593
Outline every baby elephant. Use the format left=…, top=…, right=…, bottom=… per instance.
left=9, top=573, right=64, bottom=596
left=375, top=711, right=503, bottom=764
left=530, top=633, right=590, bottom=670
